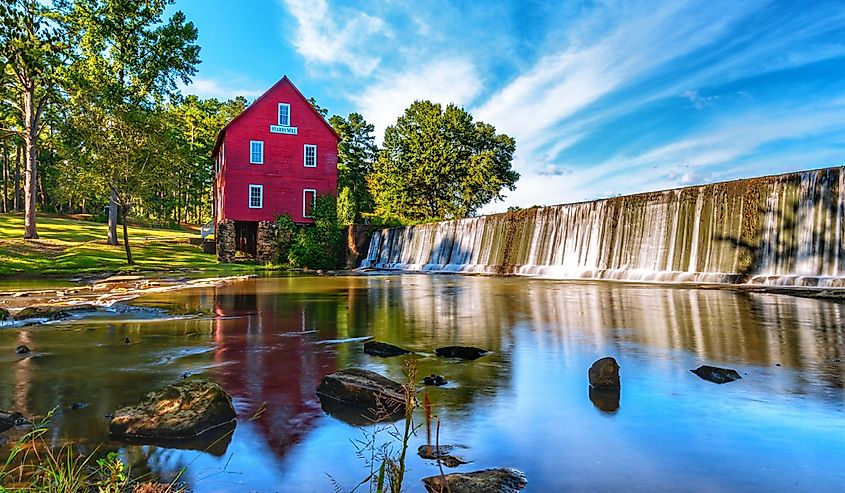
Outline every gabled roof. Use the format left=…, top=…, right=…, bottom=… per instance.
left=212, top=75, right=340, bottom=156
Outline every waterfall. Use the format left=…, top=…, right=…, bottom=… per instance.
left=362, top=166, right=845, bottom=287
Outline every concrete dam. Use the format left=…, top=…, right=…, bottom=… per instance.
left=362, top=166, right=845, bottom=287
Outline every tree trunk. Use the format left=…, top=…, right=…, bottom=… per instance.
left=23, top=88, right=38, bottom=239
left=2, top=140, right=8, bottom=214
left=120, top=203, right=133, bottom=265
left=14, top=144, right=21, bottom=212
left=108, top=189, right=119, bottom=245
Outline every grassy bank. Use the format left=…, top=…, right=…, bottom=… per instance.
left=0, top=214, right=266, bottom=277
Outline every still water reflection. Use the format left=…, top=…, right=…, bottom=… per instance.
left=1, top=275, right=844, bottom=492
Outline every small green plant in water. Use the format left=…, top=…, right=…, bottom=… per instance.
left=331, top=359, right=420, bottom=493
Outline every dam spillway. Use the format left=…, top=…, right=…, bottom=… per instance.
left=362, top=166, right=845, bottom=287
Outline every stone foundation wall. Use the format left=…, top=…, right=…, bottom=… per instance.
left=216, top=220, right=236, bottom=262
left=256, top=221, right=278, bottom=262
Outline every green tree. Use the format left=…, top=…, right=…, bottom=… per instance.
left=369, top=100, right=518, bottom=222
left=308, top=97, right=328, bottom=118
left=329, top=112, right=376, bottom=224
left=0, top=0, right=71, bottom=238
left=65, top=0, right=199, bottom=246
left=163, top=95, right=245, bottom=226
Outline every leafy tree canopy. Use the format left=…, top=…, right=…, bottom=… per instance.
left=329, top=112, right=376, bottom=224
left=369, top=100, right=518, bottom=222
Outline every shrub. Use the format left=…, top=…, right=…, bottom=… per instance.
left=275, top=195, right=341, bottom=269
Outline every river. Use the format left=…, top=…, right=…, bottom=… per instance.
left=1, top=274, right=844, bottom=492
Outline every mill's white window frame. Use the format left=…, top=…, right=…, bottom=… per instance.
left=303, top=189, right=317, bottom=218
left=249, top=184, right=264, bottom=209
left=304, top=144, right=317, bottom=168
left=249, top=140, right=264, bottom=164
left=278, top=103, right=291, bottom=126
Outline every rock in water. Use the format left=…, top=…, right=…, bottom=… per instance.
left=316, top=368, right=407, bottom=414
left=422, top=468, right=527, bottom=493
left=0, top=410, right=26, bottom=433
left=14, top=304, right=97, bottom=321
left=435, top=346, right=489, bottom=360
left=15, top=345, right=30, bottom=355
left=589, top=386, right=620, bottom=413
left=364, top=341, right=411, bottom=357
left=691, top=365, right=742, bottom=384
left=109, top=379, right=236, bottom=440
left=589, top=357, right=620, bottom=389
left=422, top=374, right=447, bottom=386
left=417, top=444, right=468, bottom=467
left=0, top=307, right=10, bottom=321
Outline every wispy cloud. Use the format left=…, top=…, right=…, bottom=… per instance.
left=281, top=0, right=387, bottom=77
left=488, top=98, right=845, bottom=211
left=354, top=58, right=483, bottom=141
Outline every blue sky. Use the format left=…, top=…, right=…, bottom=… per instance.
left=174, top=0, right=845, bottom=212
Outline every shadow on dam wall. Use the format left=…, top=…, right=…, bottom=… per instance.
left=362, top=166, right=845, bottom=287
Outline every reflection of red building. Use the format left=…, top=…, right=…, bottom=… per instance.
left=210, top=285, right=338, bottom=455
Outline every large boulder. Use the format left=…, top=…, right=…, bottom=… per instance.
left=0, top=307, right=10, bottom=321
left=364, top=341, right=411, bottom=357
left=589, top=357, right=620, bottom=389
left=422, top=468, right=527, bottom=493
left=14, top=304, right=97, bottom=321
left=316, top=368, right=407, bottom=415
left=435, top=346, right=489, bottom=360
left=109, top=379, right=236, bottom=440
left=691, top=365, right=742, bottom=384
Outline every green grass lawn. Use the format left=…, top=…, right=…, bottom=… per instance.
left=0, top=213, right=265, bottom=277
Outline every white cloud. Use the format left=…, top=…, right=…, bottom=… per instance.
left=682, top=89, right=718, bottom=110
left=483, top=99, right=845, bottom=213
left=474, top=0, right=762, bottom=160
left=178, top=77, right=263, bottom=100
left=354, top=58, right=483, bottom=142
left=282, top=0, right=387, bottom=77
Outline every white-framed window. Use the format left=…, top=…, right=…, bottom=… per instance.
left=304, top=144, right=317, bottom=167
left=249, top=184, right=263, bottom=209
left=303, top=189, right=316, bottom=218
left=250, top=141, right=264, bottom=164
left=278, top=103, right=290, bottom=126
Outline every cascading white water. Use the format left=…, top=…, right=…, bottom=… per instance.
left=362, top=166, right=845, bottom=287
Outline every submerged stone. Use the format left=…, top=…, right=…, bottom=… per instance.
left=0, top=410, right=26, bottom=433
left=422, top=468, right=527, bottom=493
left=589, top=386, right=620, bottom=413
left=316, top=368, right=407, bottom=415
left=435, top=346, right=489, bottom=360
left=417, top=444, right=468, bottom=467
left=14, top=304, right=97, bottom=321
left=589, top=357, right=620, bottom=389
left=363, top=341, right=411, bottom=357
left=691, top=365, right=742, bottom=384
left=109, top=379, right=236, bottom=440
left=422, top=374, right=447, bottom=386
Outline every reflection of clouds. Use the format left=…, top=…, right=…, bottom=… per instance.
left=351, top=275, right=844, bottom=394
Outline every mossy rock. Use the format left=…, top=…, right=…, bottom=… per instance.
left=14, top=304, right=97, bottom=321
left=0, top=307, right=9, bottom=321
left=423, top=468, right=527, bottom=493
left=109, top=379, right=237, bottom=440
left=316, top=368, right=407, bottom=414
